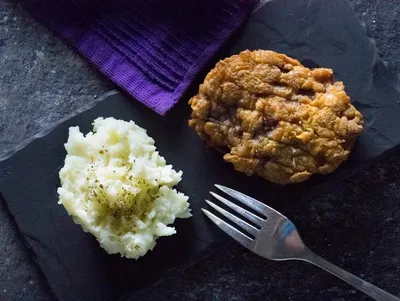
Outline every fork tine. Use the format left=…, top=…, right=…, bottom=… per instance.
left=206, top=200, right=259, bottom=236
left=202, top=209, right=254, bottom=249
left=210, top=192, right=264, bottom=226
left=215, top=184, right=275, bottom=217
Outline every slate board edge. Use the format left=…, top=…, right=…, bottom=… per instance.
left=0, top=90, right=120, bottom=163
left=119, top=241, right=236, bottom=301
left=0, top=193, right=58, bottom=301
left=346, top=0, right=400, bottom=98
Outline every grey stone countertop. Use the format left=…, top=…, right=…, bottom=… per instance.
left=0, top=1, right=399, bottom=300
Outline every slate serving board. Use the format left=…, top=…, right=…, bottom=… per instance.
left=1, top=0, right=400, bottom=300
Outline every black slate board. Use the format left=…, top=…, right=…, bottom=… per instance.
left=1, top=0, right=400, bottom=300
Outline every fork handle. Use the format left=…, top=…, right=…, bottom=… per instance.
left=300, top=251, right=400, bottom=301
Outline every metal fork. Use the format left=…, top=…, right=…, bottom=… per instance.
left=203, top=185, right=400, bottom=301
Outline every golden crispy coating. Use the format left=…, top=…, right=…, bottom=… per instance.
left=188, top=50, right=364, bottom=184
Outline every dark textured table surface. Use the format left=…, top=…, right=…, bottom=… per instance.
left=1, top=1, right=399, bottom=301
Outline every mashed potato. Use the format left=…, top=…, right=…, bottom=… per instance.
left=57, top=117, right=191, bottom=259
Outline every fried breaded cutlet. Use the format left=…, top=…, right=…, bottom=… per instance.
left=188, top=50, right=364, bottom=184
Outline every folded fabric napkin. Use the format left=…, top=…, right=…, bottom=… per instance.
left=21, top=0, right=256, bottom=115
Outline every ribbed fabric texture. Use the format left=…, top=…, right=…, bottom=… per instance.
left=21, top=0, right=255, bottom=115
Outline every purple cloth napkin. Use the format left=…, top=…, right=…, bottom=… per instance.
left=21, top=0, right=255, bottom=115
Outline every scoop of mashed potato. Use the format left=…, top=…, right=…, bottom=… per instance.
left=57, top=117, right=191, bottom=259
